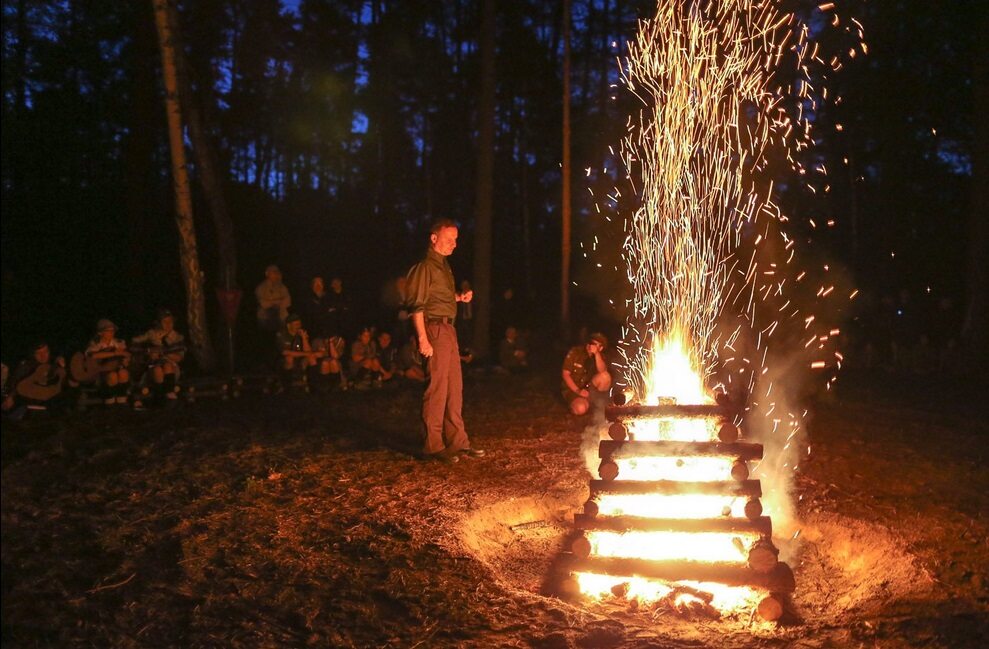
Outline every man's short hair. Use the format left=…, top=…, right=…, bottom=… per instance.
left=430, top=218, right=459, bottom=234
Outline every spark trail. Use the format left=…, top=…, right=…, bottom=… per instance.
left=616, top=0, right=859, bottom=403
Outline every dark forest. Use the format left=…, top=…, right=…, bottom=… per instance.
left=2, top=0, right=985, bottom=368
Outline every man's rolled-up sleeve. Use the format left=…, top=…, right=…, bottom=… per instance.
left=406, top=263, right=429, bottom=314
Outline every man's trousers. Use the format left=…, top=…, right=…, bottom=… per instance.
left=422, top=321, right=469, bottom=455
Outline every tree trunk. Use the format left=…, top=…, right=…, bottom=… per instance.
left=519, top=107, right=533, bottom=300
left=164, top=0, right=237, bottom=286
left=561, top=0, right=572, bottom=332
left=962, top=9, right=989, bottom=366
left=152, top=0, right=215, bottom=371
left=471, top=0, right=496, bottom=359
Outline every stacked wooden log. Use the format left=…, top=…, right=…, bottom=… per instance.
left=567, top=401, right=793, bottom=621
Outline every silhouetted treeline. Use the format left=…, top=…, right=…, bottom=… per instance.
left=1, top=0, right=984, bottom=366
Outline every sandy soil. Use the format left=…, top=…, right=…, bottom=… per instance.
left=2, top=370, right=987, bottom=648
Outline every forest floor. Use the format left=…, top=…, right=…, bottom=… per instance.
left=2, top=366, right=988, bottom=648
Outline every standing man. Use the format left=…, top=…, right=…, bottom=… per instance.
left=407, top=219, right=486, bottom=463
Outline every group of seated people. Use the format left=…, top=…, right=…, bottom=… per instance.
left=274, top=313, right=427, bottom=391
left=2, top=262, right=613, bottom=420
left=1, top=309, right=186, bottom=416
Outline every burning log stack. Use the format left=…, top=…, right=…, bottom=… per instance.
left=563, top=399, right=794, bottom=621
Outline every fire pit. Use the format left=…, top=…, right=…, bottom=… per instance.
left=562, top=398, right=793, bottom=621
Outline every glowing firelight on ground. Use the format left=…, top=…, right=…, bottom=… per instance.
left=577, top=0, right=862, bottom=615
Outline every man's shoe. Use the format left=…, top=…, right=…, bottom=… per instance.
left=461, top=447, right=485, bottom=458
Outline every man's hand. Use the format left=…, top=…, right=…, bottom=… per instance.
left=418, top=335, right=434, bottom=358
left=457, top=290, right=473, bottom=303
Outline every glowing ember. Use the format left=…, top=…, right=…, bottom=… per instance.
left=588, top=530, right=758, bottom=563
left=596, top=493, right=747, bottom=519
left=575, top=573, right=762, bottom=611
left=613, top=456, right=733, bottom=482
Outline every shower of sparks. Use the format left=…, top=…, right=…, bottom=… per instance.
left=611, top=0, right=863, bottom=401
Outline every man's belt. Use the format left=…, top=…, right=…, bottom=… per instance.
left=426, top=316, right=455, bottom=324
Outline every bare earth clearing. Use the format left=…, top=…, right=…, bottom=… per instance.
left=2, top=370, right=987, bottom=648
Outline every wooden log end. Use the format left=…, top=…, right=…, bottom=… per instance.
left=608, top=421, right=628, bottom=441
left=747, top=540, right=780, bottom=574
left=612, top=387, right=634, bottom=406
left=718, top=423, right=739, bottom=443
left=730, top=460, right=749, bottom=481
left=571, top=535, right=592, bottom=559
left=757, top=594, right=785, bottom=621
left=583, top=500, right=599, bottom=517
left=744, top=498, right=763, bottom=520
left=598, top=459, right=619, bottom=481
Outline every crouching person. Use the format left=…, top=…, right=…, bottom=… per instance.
left=561, top=332, right=611, bottom=416
left=312, top=333, right=347, bottom=390
left=397, top=334, right=426, bottom=382
left=131, top=309, right=185, bottom=408
left=84, top=319, right=131, bottom=406
left=350, top=326, right=385, bottom=389
left=498, top=326, right=529, bottom=372
left=376, top=331, right=398, bottom=384
left=276, top=313, right=323, bottom=390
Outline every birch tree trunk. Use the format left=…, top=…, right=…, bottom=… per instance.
left=152, top=0, right=215, bottom=371
left=163, top=0, right=237, bottom=286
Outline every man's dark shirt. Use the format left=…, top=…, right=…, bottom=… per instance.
left=304, top=292, right=333, bottom=338
left=378, top=344, right=398, bottom=372
left=406, top=248, right=457, bottom=319
left=325, top=290, right=352, bottom=337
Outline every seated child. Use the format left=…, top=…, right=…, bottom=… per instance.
left=349, top=326, right=384, bottom=388
left=397, top=334, right=426, bottom=382
left=376, top=331, right=398, bottom=383
left=498, top=326, right=529, bottom=372
left=276, top=313, right=324, bottom=387
left=10, top=341, right=67, bottom=414
left=83, top=319, right=132, bottom=405
left=312, top=333, right=347, bottom=389
left=131, top=309, right=186, bottom=408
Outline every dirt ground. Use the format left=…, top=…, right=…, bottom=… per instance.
left=2, top=368, right=987, bottom=648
